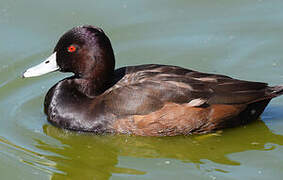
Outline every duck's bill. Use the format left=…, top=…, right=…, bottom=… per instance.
left=22, top=52, right=59, bottom=78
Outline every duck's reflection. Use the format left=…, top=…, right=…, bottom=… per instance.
left=36, top=118, right=283, bottom=180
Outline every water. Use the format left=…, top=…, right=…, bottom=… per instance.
left=1, top=0, right=283, bottom=179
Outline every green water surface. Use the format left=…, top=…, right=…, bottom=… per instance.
left=1, top=0, right=283, bottom=179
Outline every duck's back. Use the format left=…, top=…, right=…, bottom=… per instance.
left=101, top=64, right=283, bottom=136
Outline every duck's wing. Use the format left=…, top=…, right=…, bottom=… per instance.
left=103, top=64, right=270, bottom=116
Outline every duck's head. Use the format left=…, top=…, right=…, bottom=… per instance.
left=22, top=25, right=115, bottom=79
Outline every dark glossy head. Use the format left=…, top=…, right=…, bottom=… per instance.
left=54, top=25, right=115, bottom=78
left=23, top=25, right=115, bottom=80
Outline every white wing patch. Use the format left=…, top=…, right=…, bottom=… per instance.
left=187, top=98, right=206, bottom=107
left=193, top=77, right=217, bottom=82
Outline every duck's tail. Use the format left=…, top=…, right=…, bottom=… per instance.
left=269, top=85, right=283, bottom=97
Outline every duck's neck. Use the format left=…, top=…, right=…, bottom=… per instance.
left=74, top=72, right=114, bottom=97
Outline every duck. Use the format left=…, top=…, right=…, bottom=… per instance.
left=22, top=25, right=283, bottom=136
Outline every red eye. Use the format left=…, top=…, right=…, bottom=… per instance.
left=68, top=45, right=76, bottom=53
